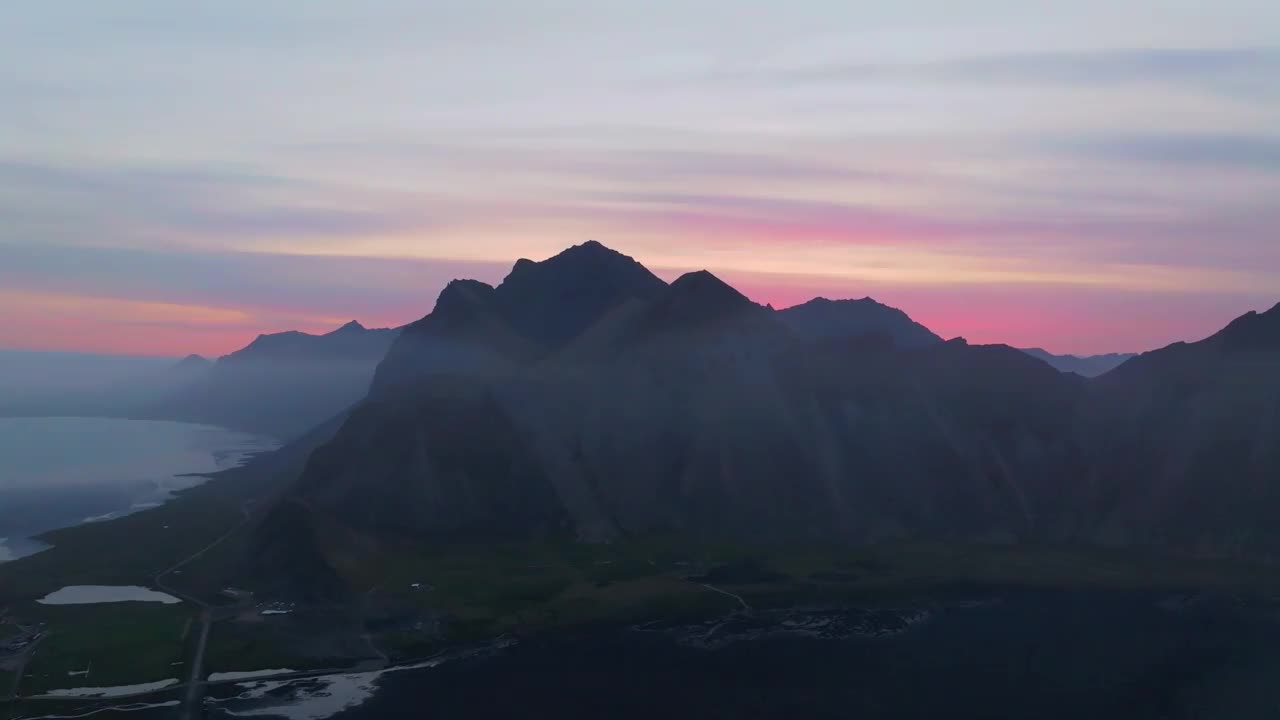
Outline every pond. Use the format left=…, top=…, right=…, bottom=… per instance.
left=36, top=585, right=182, bottom=605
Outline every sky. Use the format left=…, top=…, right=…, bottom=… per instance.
left=2, top=1, right=1278, bottom=357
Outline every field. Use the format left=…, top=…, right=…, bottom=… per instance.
left=16, top=603, right=194, bottom=696
left=203, top=608, right=372, bottom=677
left=314, top=533, right=1280, bottom=658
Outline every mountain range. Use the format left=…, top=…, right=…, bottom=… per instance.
left=1019, top=348, right=1136, bottom=377
left=0, top=322, right=399, bottom=440
left=243, top=242, right=1280, bottom=594
left=146, top=320, right=400, bottom=438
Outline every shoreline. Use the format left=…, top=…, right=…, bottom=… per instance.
left=0, top=417, right=279, bottom=567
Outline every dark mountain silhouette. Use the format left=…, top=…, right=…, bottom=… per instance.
left=150, top=321, right=399, bottom=439
left=1212, top=302, right=1280, bottom=351
left=372, top=241, right=667, bottom=391
left=493, top=239, right=669, bottom=346
left=371, top=280, right=541, bottom=393
left=242, top=243, right=1279, bottom=594
left=1074, top=302, right=1280, bottom=555
left=778, top=296, right=942, bottom=349
left=252, top=246, right=1079, bottom=584
left=1020, top=348, right=1136, bottom=377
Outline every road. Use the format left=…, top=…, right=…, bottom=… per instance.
left=153, top=501, right=255, bottom=720
left=699, top=583, right=752, bottom=613
left=181, top=610, right=212, bottom=717
left=4, top=634, right=44, bottom=702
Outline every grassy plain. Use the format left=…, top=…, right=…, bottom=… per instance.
left=17, top=603, right=193, bottom=695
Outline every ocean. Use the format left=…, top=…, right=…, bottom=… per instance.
left=0, top=416, right=276, bottom=562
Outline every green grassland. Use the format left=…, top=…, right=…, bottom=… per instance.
left=203, top=626, right=316, bottom=676
left=16, top=603, right=194, bottom=696
left=311, top=533, right=1280, bottom=658
left=203, top=609, right=373, bottom=677
left=0, top=493, right=241, bottom=605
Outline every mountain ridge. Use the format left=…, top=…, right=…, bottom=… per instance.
left=778, top=296, right=942, bottom=349
left=245, top=242, right=1280, bottom=598
left=148, top=320, right=401, bottom=439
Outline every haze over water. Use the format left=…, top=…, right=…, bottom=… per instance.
left=0, top=416, right=276, bottom=562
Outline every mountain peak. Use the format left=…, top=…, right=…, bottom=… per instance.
left=493, top=241, right=668, bottom=347
left=432, top=279, right=497, bottom=317
left=1213, top=301, right=1280, bottom=351
left=777, top=295, right=941, bottom=349
left=668, top=270, right=748, bottom=302
left=803, top=296, right=875, bottom=306
left=565, top=238, right=609, bottom=254
left=638, top=270, right=761, bottom=332
left=327, top=320, right=367, bottom=336
left=502, top=240, right=643, bottom=282
left=173, top=354, right=212, bottom=371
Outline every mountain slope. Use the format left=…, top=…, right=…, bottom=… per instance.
left=1077, top=303, right=1280, bottom=555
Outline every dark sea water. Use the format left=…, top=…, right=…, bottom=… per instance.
left=201, top=591, right=1280, bottom=720
left=0, top=417, right=276, bottom=561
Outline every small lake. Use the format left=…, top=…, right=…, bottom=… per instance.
left=37, top=585, right=182, bottom=605
left=0, top=417, right=277, bottom=562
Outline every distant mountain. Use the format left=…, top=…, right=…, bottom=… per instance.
left=1020, top=348, right=1136, bottom=377
left=173, top=354, right=214, bottom=373
left=778, top=297, right=942, bottom=349
left=0, top=350, right=200, bottom=417
left=150, top=321, right=399, bottom=439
